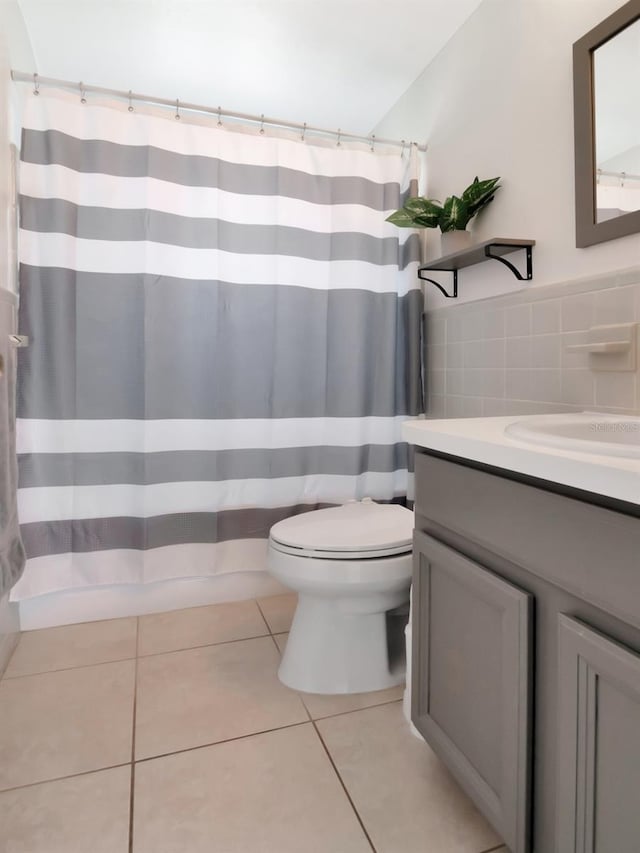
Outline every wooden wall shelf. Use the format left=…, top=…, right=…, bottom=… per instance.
left=418, top=238, right=536, bottom=298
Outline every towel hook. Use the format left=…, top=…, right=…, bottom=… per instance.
left=33, top=72, right=39, bottom=96
left=79, top=82, right=86, bottom=104
left=175, top=98, right=181, bottom=120
left=127, top=90, right=134, bottom=112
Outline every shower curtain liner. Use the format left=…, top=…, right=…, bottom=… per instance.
left=13, top=88, right=423, bottom=599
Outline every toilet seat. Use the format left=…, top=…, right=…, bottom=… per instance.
left=269, top=500, right=414, bottom=560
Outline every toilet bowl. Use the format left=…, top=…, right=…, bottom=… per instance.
left=267, top=499, right=414, bottom=695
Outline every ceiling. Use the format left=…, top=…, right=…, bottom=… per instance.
left=17, top=0, right=483, bottom=135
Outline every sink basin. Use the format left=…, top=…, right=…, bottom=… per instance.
left=505, top=413, right=640, bottom=459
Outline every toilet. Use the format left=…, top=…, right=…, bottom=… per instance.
left=267, top=499, right=414, bottom=695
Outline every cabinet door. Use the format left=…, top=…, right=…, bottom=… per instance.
left=412, top=530, right=532, bottom=853
left=557, top=616, right=640, bottom=853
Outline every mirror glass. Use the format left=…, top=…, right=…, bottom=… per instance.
left=593, top=17, right=640, bottom=223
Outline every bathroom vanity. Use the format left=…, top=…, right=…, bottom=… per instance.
left=403, top=414, right=640, bottom=853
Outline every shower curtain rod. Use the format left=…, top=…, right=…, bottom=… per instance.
left=11, top=70, right=428, bottom=153
left=597, top=168, right=640, bottom=182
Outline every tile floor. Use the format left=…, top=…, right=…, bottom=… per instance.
left=0, top=593, right=506, bottom=853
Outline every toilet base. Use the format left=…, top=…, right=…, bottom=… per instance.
left=278, top=592, right=408, bottom=695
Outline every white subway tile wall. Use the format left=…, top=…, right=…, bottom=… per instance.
left=424, top=267, right=640, bottom=418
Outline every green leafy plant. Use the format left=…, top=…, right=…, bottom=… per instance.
left=386, top=176, right=501, bottom=232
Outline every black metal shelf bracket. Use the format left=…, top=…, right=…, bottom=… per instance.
left=484, top=243, right=533, bottom=281
left=417, top=239, right=535, bottom=298
left=418, top=268, right=458, bottom=299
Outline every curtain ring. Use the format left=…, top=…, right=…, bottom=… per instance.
left=301, top=122, right=307, bottom=142
left=33, top=72, right=39, bottom=96
left=259, top=114, right=265, bottom=135
left=175, top=98, right=181, bottom=120
left=217, top=106, right=222, bottom=127
left=79, top=82, right=86, bottom=104
left=127, top=90, right=134, bottom=112
left=400, top=139, right=406, bottom=159
left=370, top=134, right=376, bottom=152
left=336, top=129, right=342, bottom=148
left=620, top=171, right=626, bottom=187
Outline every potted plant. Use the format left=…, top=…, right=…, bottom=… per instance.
left=386, top=176, right=501, bottom=255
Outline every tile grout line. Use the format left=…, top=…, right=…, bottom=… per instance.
left=134, top=720, right=311, bottom=765
left=310, top=719, right=378, bottom=853
left=0, top=695, right=405, bottom=794
left=2, top=631, right=275, bottom=680
left=5, top=597, right=284, bottom=681
left=254, top=598, right=275, bottom=635
left=268, top=633, right=283, bottom=657
left=129, top=616, right=140, bottom=853
left=0, top=761, right=133, bottom=795
left=0, top=720, right=314, bottom=795
left=137, top=631, right=273, bottom=660
left=3, top=597, right=286, bottom=682
left=296, top=684, right=378, bottom=850
left=2, top=654, right=140, bottom=681
left=311, top=697, right=403, bottom=723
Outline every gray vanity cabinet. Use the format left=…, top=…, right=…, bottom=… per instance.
left=412, top=449, right=640, bottom=853
left=412, top=531, right=532, bottom=853
left=556, top=615, right=640, bottom=853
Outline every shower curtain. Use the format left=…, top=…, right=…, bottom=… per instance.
left=13, top=88, right=423, bottom=599
left=0, top=290, right=25, bottom=597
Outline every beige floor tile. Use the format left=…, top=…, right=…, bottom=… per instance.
left=138, top=600, right=268, bottom=657
left=256, top=593, right=297, bottom=633
left=0, top=766, right=131, bottom=852
left=4, top=617, right=137, bottom=678
left=133, top=723, right=371, bottom=853
left=135, top=636, right=308, bottom=760
left=317, top=702, right=502, bottom=853
left=274, top=633, right=404, bottom=718
left=0, top=661, right=135, bottom=791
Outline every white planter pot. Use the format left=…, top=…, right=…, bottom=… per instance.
left=440, top=230, right=472, bottom=255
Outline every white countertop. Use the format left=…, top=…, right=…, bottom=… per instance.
left=403, top=414, right=640, bottom=507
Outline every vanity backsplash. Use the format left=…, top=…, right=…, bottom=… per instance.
left=425, top=266, right=640, bottom=418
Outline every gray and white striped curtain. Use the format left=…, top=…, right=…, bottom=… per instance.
left=13, top=89, right=423, bottom=599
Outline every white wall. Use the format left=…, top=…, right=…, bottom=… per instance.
left=0, top=0, right=36, bottom=293
left=0, top=0, right=35, bottom=69
left=374, top=0, right=640, bottom=307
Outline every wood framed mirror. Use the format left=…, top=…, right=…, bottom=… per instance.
left=573, top=0, right=640, bottom=247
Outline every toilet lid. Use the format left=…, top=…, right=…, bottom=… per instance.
left=269, top=500, right=414, bottom=557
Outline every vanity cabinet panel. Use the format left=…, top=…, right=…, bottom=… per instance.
left=414, top=453, right=640, bottom=629
left=412, top=449, right=640, bottom=852
left=412, top=530, right=532, bottom=853
left=557, top=615, right=640, bottom=853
